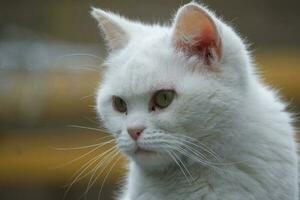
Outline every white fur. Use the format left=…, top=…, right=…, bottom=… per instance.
left=92, top=2, right=298, bottom=200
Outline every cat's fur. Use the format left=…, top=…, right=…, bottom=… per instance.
left=91, top=2, right=299, bottom=200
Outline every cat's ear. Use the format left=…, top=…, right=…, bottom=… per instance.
left=91, top=8, right=133, bottom=52
left=172, top=3, right=222, bottom=66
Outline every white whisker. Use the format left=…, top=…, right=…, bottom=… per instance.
left=98, top=156, right=122, bottom=200
left=58, top=53, right=103, bottom=62
left=63, top=146, right=117, bottom=200
left=67, top=125, right=111, bottom=134
left=171, top=150, right=195, bottom=183
left=53, top=139, right=114, bottom=151
left=83, top=150, right=120, bottom=197
left=165, top=150, right=192, bottom=184
left=80, top=94, right=94, bottom=100
left=169, top=134, right=220, bottom=162
left=67, top=65, right=101, bottom=72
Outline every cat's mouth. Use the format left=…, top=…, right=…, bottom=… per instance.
left=134, top=147, right=156, bottom=155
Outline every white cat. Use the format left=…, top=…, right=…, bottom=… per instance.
left=91, top=2, right=298, bottom=200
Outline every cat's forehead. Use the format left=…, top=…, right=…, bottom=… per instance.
left=104, top=40, right=186, bottom=97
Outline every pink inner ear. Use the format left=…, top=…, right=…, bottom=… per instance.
left=173, top=5, right=222, bottom=65
left=191, top=23, right=221, bottom=65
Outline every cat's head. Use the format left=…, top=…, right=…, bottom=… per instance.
left=92, top=3, right=250, bottom=171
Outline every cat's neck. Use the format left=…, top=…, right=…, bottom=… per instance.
left=125, top=160, right=214, bottom=198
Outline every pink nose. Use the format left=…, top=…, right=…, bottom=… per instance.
left=127, top=127, right=145, bottom=141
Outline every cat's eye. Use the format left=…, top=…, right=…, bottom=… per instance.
left=152, top=90, right=176, bottom=110
left=112, top=96, right=127, bottom=113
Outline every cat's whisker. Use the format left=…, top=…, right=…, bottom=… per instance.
left=166, top=144, right=206, bottom=165
left=54, top=146, right=102, bottom=171
left=67, top=124, right=111, bottom=134
left=163, top=136, right=215, bottom=162
left=171, top=151, right=195, bottom=183
left=173, top=144, right=232, bottom=174
left=63, top=147, right=117, bottom=200
left=83, top=117, right=101, bottom=125
left=69, top=147, right=117, bottom=184
left=78, top=150, right=118, bottom=193
left=67, top=65, right=101, bottom=72
left=63, top=154, right=103, bottom=200
left=83, top=150, right=120, bottom=197
left=169, top=134, right=221, bottom=162
left=89, top=151, right=119, bottom=186
left=179, top=140, right=250, bottom=166
left=165, top=142, right=220, bottom=171
left=54, top=139, right=115, bottom=170
left=173, top=147, right=217, bottom=170
left=98, top=155, right=122, bottom=200
left=172, top=134, right=250, bottom=166
left=95, top=156, right=121, bottom=200
left=165, top=150, right=193, bottom=184
left=175, top=142, right=221, bottom=166
left=58, top=53, right=103, bottom=62
left=53, top=139, right=114, bottom=151
left=80, top=94, right=95, bottom=101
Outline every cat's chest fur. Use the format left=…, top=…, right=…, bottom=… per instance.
left=123, top=164, right=282, bottom=200
left=125, top=165, right=214, bottom=200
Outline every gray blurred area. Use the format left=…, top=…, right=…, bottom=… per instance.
left=0, top=1, right=299, bottom=200
left=1, top=0, right=300, bottom=47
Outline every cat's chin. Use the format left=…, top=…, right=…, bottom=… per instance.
left=125, top=148, right=172, bottom=171
left=134, top=147, right=157, bottom=155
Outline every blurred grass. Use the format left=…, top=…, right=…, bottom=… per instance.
left=0, top=127, right=125, bottom=185
left=0, top=71, right=100, bottom=127
left=256, top=50, right=300, bottom=104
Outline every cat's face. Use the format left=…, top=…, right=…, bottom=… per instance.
left=92, top=3, right=248, bottom=170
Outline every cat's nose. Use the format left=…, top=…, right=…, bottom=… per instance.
left=127, top=127, right=145, bottom=141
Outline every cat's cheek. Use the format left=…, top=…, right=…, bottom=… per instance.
left=100, top=111, right=125, bottom=135
left=160, top=106, right=188, bottom=129
left=115, top=134, right=135, bottom=152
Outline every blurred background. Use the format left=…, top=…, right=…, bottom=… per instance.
left=0, top=0, right=299, bottom=199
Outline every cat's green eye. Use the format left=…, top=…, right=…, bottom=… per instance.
left=112, top=96, right=127, bottom=113
left=153, top=90, right=176, bottom=109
